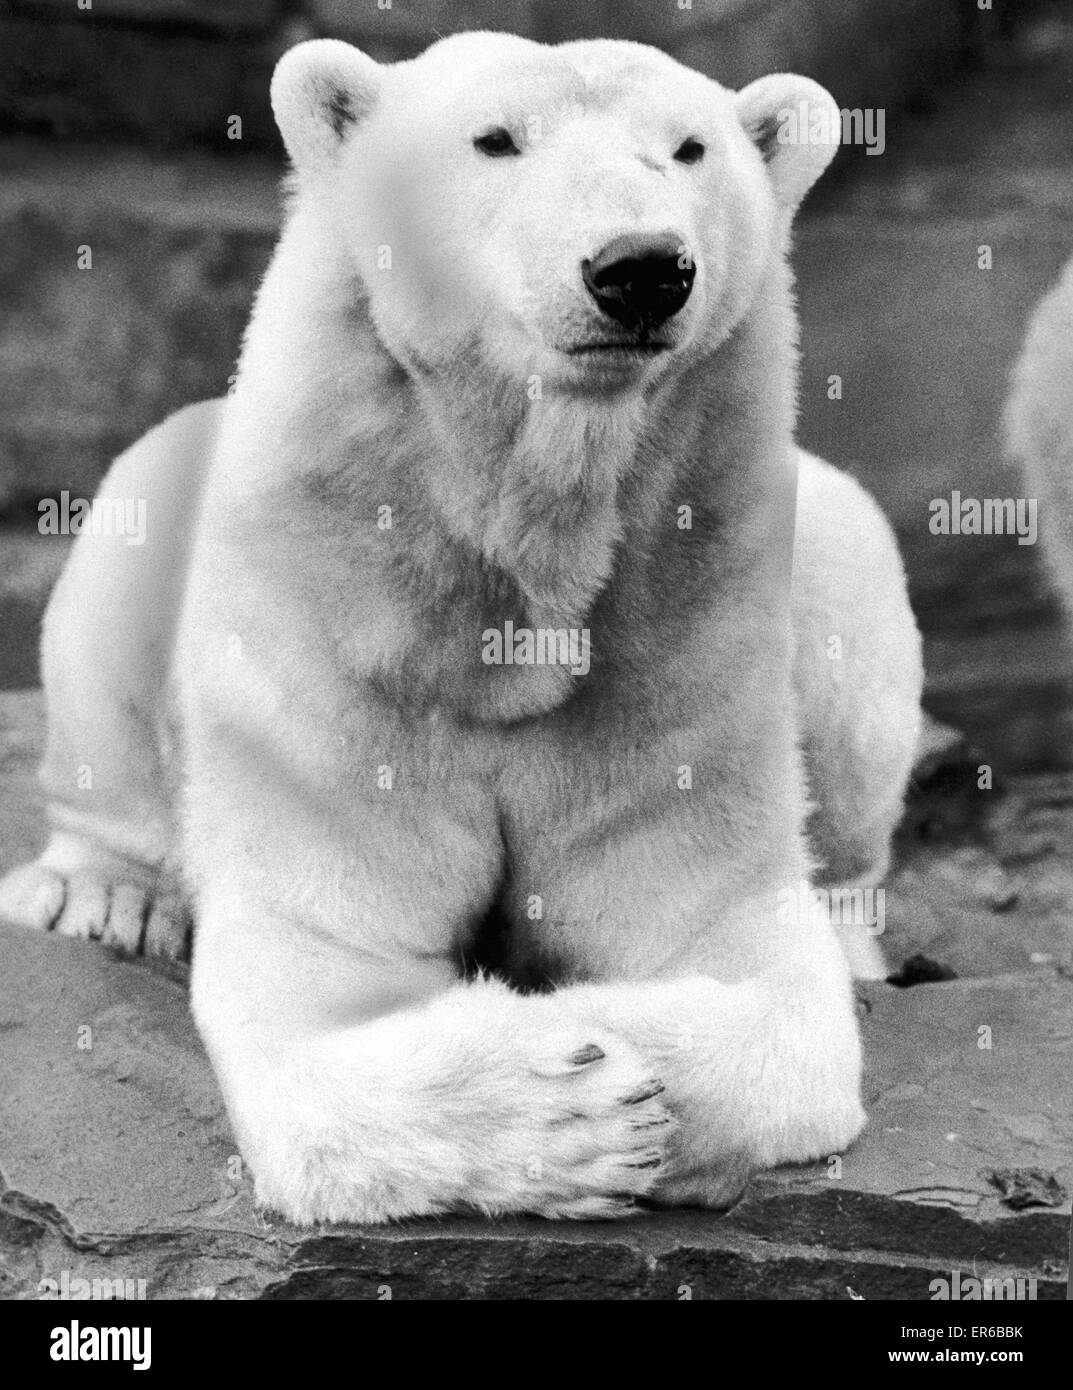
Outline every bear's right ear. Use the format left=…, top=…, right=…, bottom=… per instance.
left=735, top=74, right=840, bottom=215
left=271, top=39, right=382, bottom=172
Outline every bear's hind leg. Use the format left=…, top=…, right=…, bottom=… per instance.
left=0, top=611, right=188, bottom=957
left=0, top=402, right=220, bottom=961
left=0, top=834, right=189, bottom=960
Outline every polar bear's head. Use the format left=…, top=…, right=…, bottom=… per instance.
left=271, top=32, right=839, bottom=393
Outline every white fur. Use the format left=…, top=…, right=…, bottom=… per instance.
left=1006, top=254, right=1073, bottom=618
left=0, top=34, right=922, bottom=1222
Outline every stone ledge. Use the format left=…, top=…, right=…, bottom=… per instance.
left=0, top=925, right=1068, bottom=1301
left=0, top=692, right=1068, bottom=1300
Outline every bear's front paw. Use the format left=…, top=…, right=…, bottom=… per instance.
left=241, top=1008, right=674, bottom=1226
left=487, top=1026, right=674, bottom=1221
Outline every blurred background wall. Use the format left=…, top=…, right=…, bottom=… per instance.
left=2, top=0, right=980, bottom=148
left=0, top=0, right=1071, bottom=774
left=0, top=0, right=991, bottom=510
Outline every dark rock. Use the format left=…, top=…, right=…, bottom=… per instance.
left=988, top=1168, right=1068, bottom=1211
left=887, top=954, right=958, bottom=988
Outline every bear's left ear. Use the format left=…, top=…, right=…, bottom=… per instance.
left=271, top=39, right=382, bottom=172
left=736, top=74, right=841, bottom=214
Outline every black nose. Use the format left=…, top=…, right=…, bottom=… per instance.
left=581, top=233, right=695, bottom=332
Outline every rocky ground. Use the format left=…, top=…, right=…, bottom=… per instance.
left=0, top=6, right=1071, bottom=1298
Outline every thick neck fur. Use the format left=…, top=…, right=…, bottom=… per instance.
left=415, top=367, right=641, bottom=631
left=217, top=200, right=800, bottom=725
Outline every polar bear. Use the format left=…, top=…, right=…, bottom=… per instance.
left=1006, top=255, right=1073, bottom=619
left=0, top=33, right=922, bottom=1222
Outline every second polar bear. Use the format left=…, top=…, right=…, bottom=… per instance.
left=1006, top=256, right=1073, bottom=621
left=0, top=33, right=922, bottom=1221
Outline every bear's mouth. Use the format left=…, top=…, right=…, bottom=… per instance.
left=567, top=340, right=671, bottom=357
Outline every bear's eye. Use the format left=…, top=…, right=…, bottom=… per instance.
left=674, top=137, right=706, bottom=165
left=474, top=127, right=520, bottom=158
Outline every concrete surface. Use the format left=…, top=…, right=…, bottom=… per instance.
left=0, top=691, right=1069, bottom=1299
